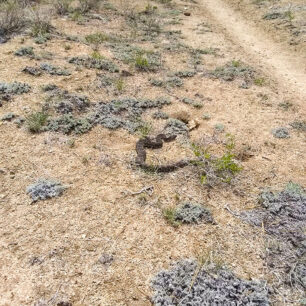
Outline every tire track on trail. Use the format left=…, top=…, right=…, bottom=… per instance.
left=200, top=0, right=306, bottom=101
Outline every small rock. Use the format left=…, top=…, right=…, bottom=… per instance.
left=188, top=119, right=200, bottom=131
left=184, top=12, right=191, bottom=16
left=121, top=70, right=133, bottom=77
left=98, top=253, right=114, bottom=265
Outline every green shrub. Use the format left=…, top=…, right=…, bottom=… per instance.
left=26, top=112, right=48, bottom=133
left=85, top=32, right=108, bottom=45
left=163, top=207, right=180, bottom=227
left=135, top=54, right=149, bottom=70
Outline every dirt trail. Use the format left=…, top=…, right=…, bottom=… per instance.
left=200, top=0, right=306, bottom=100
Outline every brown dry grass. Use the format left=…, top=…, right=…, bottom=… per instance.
left=0, top=0, right=305, bottom=305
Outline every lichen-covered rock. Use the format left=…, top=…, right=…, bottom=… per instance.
left=151, top=259, right=270, bottom=305
left=26, top=179, right=65, bottom=202
left=272, top=127, right=290, bottom=138
left=175, top=202, right=213, bottom=224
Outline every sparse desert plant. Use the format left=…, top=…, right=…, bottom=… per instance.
left=136, top=121, right=152, bottom=137
left=191, top=135, right=242, bottom=185
left=27, top=179, right=65, bottom=202
left=79, top=0, right=101, bottom=13
left=290, top=120, right=306, bottom=132
left=0, top=0, right=26, bottom=36
left=85, top=32, right=108, bottom=45
left=85, top=32, right=109, bottom=50
left=135, top=54, right=149, bottom=70
left=272, top=127, right=290, bottom=139
left=26, top=111, right=48, bottom=133
left=53, top=0, right=72, bottom=15
left=151, top=259, right=270, bottom=305
left=91, top=51, right=104, bottom=60
left=254, top=77, right=265, bottom=86
left=15, top=46, right=34, bottom=57
left=115, top=78, right=124, bottom=92
left=29, top=8, right=53, bottom=38
left=162, top=207, right=180, bottom=227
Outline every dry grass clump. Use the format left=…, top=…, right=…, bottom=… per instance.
left=0, top=0, right=26, bottom=36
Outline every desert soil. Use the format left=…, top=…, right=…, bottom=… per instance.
left=0, top=0, right=305, bottom=305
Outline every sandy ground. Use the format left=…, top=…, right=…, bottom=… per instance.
left=0, top=0, right=305, bottom=305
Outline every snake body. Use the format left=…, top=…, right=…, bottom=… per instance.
left=135, top=134, right=191, bottom=173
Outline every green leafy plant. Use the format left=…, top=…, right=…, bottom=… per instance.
left=85, top=32, right=109, bottom=45
left=135, top=54, right=149, bottom=70
left=26, top=111, right=48, bottom=133
left=163, top=207, right=180, bottom=227
left=115, top=78, right=124, bottom=91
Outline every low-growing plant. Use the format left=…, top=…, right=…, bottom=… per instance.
left=136, top=121, right=152, bottom=137
left=254, top=78, right=265, bottom=86
left=115, top=78, right=124, bottom=92
left=27, top=179, right=65, bottom=202
left=91, top=51, right=104, bottom=60
left=85, top=32, right=108, bottom=49
left=135, top=54, right=149, bottom=70
left=191, top=135, right=242, bottom=185
left=26, top=111, right=48, bottom=133
left=162, top=207, right=180, bottom=227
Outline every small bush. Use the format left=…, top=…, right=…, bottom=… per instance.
left=135, top=54, right=149, bottom=70
left=191, top=136, right=242, bottom=185
left=85, top=32, right=108, bottom=48
left=40, top=63, right=71, bottom=76
left=15, top=46, right=34, bottom=57
left=30, top=19, right=53, bottom=38
left=53, top=0, right=72, bottom=15
left=175, top=202, right=214, bottom=224
left=27, top=179, right=65, bottom=202
left=26, top=112, right=48, bottom=133
left=0, top=0, right=25, bottom=36
left=46, top=114, right=92, bottom=134
left=272, top=127, right=290, bottom=139
left=163, top=207, right=180, bottom=227
left=79, top=0, right=101, bottom=13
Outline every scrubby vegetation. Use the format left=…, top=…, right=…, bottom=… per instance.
left=27, top=179, right=65, bottom=202
left=152, top=259, right=270, bottom=305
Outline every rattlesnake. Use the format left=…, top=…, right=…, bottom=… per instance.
left=135, top=134, right=193, bottom=173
